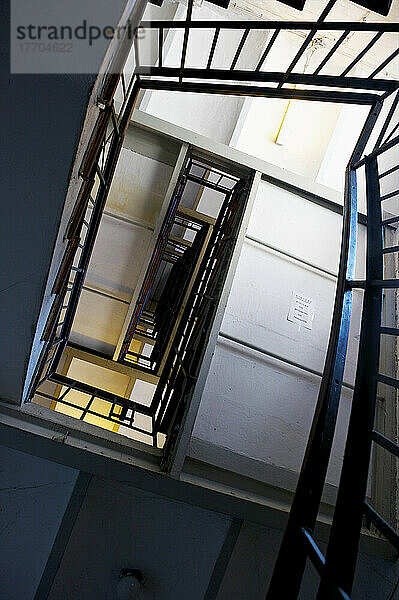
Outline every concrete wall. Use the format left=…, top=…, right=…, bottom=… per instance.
left=70, top=147, right=173, bottom=354
left=0, top=1, right=131, bottom=403
left=0, top=66, right=96, bottom=402
left=140, top=3, right=270, bottom=145
left=144, top=88, right=245, bottom=145
left=192, top=179, right=367, bottom=487
left=216, top=521, right=399, bottom=600
left=47, top=475, right=232, bottom=600
left=233, top=96, right=343, bottom=181
left=0, top=445, right=79, bottom=600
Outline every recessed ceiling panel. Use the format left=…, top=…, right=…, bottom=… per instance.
left=205, top=0, right=231, bottom=7
left=278, top=0, right=393, bottom=15
left=277, top=0, right=306, bottom=10
left=350, top=1, right=393, bottom=16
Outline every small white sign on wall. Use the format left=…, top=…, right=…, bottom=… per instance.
left=287, top=291, right=315, bottom=330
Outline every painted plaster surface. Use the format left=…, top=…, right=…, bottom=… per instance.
left=0, top=446, right=78, bottom=600
left=48, top=476, right=231, bottom=600
left=193, top=180, right=365, bottom=485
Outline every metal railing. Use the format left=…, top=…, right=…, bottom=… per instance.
left=315, top=100, right=399, bottom=599
left=29, top=2, right=147, bottom=437
left=28, top=4, right=399, bottom=593
left=136, top=1, right=399, bottom=104
left=31, top=1, right=399, bottom=408
left=266, top=89, right=399, bottom=599
left=118, top=157, right=241, bottom=368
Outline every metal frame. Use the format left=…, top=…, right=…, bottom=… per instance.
left=28, top=4, right=399, bottom=596
left=118, top=155, right=241, bottom=369
left=267, top=93, right=399, bottom=598
left=113, top=143, right=190, bottom=362
left=136, top=14, right=399, bottom=104
left=265, top=99, right=383, bottom=600
left=139, top=78, right=381, bottom=105
left=32, top=135, right=252, bottom=448
left=315, top=114, right=399, bottom=599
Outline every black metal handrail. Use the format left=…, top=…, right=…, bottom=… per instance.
left=25, top=2, right=399, bottom=595
left=315, top=127, right=399, bottom=598
left=28, top=7, right=399, bottom=595
left=29, top=84, right=142, bottom=399
left=266, top=87, right=399, bottom=598
left=136, top=16, right=399, bottom=102
left=31, top=1, right=399, bottom=399
left=140, top=20, right=399, bottom=32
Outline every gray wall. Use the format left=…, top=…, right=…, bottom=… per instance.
left=0, top=67, right=96, bottom=402
left=0, top=1, right=128, bottom=403
left=0, top=446, right=79, bottom=600
left=216, top=521, right=399, bottom=600
left=48, top=476, right=232, bottom=600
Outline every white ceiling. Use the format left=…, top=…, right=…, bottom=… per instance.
left=188, top=0, right=399, bottom=77
left=229, top=0, right=399, bottom=22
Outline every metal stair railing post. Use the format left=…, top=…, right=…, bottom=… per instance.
left=49, top=81, right=141, bottom=374
left=265, top=100, right=382, bottom=600
left=317, top=153, right=398, bottom=598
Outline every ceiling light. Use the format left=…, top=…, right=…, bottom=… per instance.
left=117, top=569, right=144, bottom=600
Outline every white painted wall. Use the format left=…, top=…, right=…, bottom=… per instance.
left=228, top=27, right=348, bottom=181
left=71, top=291, right=130, bottom=354
left=144, top=88, right=245, bottom=145
left=106, top=148, right=174, bottom=227
left=316, top=103, right=370, bottom=194
left=70, top=147, right=173, bottom=353
left=193, top=179, right=366, bottom=486
left=140, top=3, right=270, bottom=144
left=233, top=97, right=342, bottom=181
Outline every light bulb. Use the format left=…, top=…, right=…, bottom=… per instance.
left=116, top=569, right=144, bottom=600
